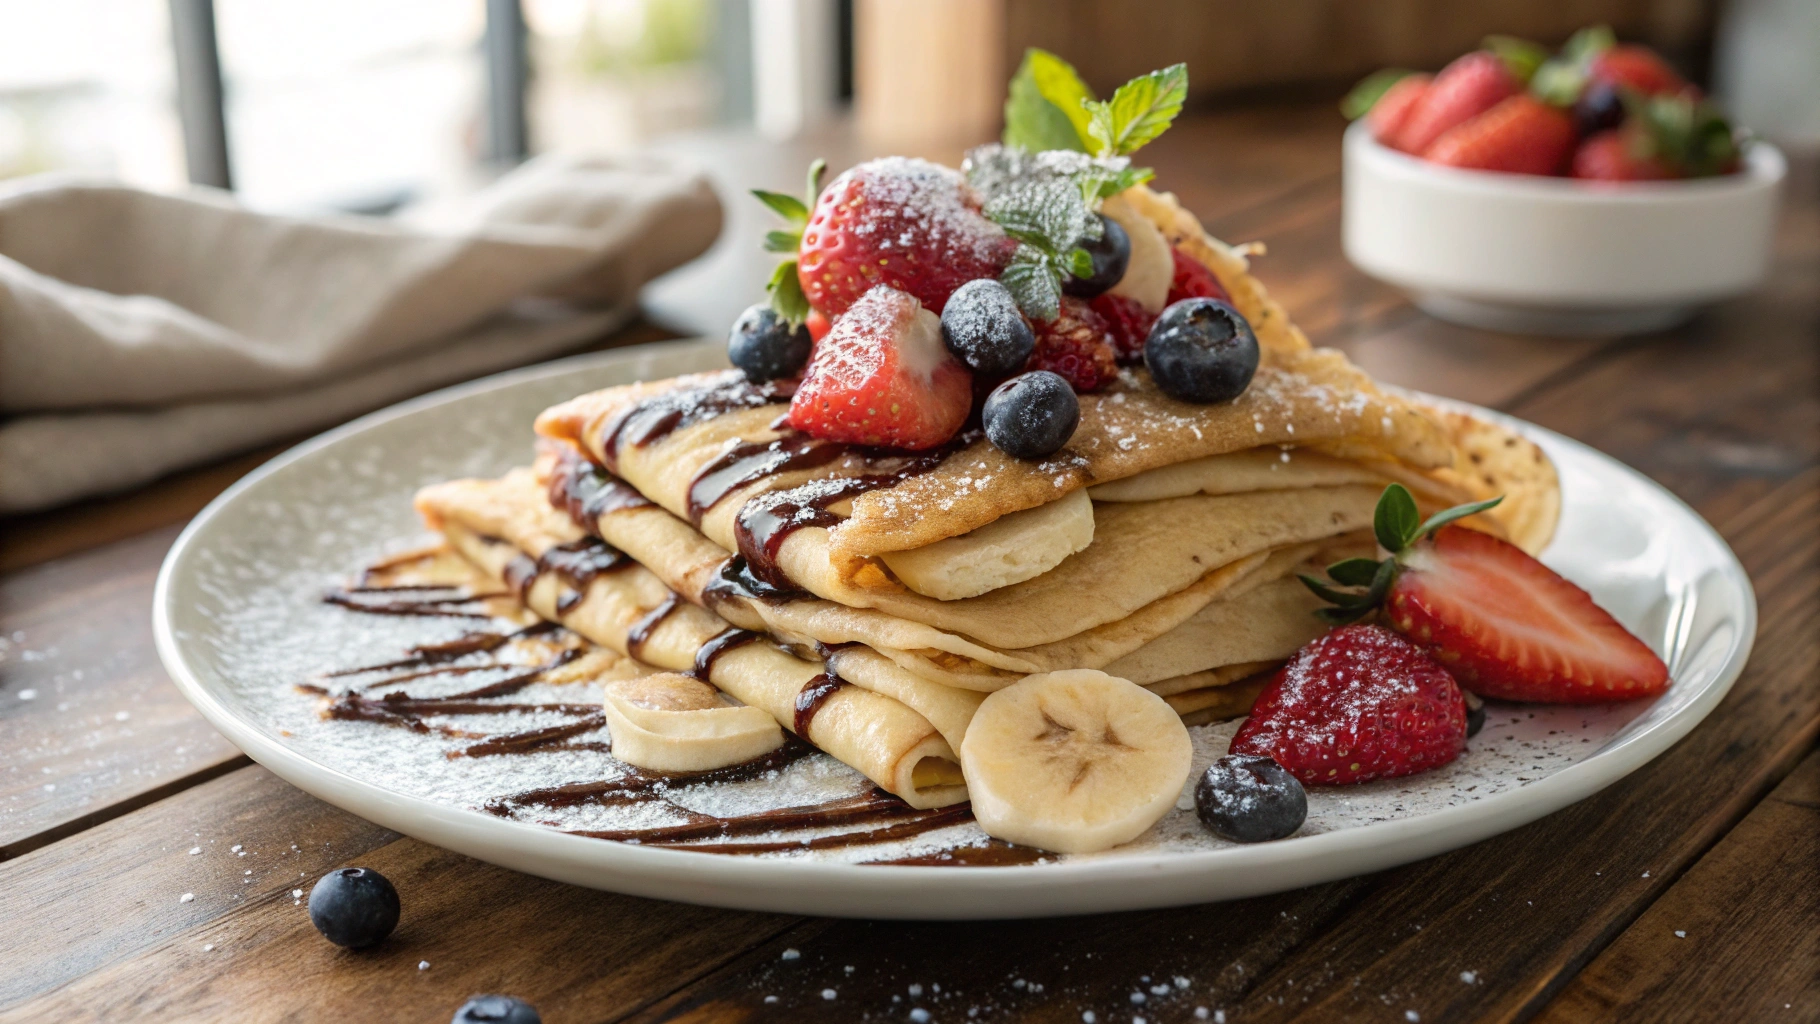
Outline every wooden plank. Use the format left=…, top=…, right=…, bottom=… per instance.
left=0, top=526, right=244, bottom=860
left=0, top=767, right=799, bottom=1023
left=1533, top=749, right=1820, bottom=1023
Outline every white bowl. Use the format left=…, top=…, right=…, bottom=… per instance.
left=1342, top=121, right=1786, bottom=335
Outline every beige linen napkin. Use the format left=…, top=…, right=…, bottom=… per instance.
left=0, top=152, right=721, bottom=512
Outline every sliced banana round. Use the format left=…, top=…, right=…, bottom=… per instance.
left=960, top=669, right=1192, bottom=854
left=1103, top=193, right=1173, bottom=313
left=602, top=672, right=784, bottom=773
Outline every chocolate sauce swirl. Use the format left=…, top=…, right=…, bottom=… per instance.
left=596, top=373, right=794, bottom=473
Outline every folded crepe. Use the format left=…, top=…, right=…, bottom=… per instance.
left=415, top=471, right=968, bottom=809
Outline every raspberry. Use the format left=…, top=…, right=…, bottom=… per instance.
left=1166, top=248, right=1230, bottom=307
left=1088, top=293, right=1157, bottom=364
left=1025, top=298, right=1118, bottom=393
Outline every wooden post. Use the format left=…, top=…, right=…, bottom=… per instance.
left=854, top=0, right=1006, bottom=152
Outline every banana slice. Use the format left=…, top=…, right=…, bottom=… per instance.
left=960, top=669, right=1192, bottom=854
left=602, top=672, right=784, bottom=773
left=1103, top=193, right=1173, bottom=313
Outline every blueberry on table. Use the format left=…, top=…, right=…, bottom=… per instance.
left=1195, top=754, right=1307, bottom=843
left=1144, top=297, right=1260, bottom=404
left=728, top=304, right=812, bottom=384
left=307, top=866, right=400, bottom=949
left=940, top=278, right=1036, bottom=376
left=452, top=994, right=542, bottom=1024
left=1061, top=214, right=1131, bottom=298
left=983, top=370, right=1080, bottom=460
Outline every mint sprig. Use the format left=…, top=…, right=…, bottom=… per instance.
left=1299, top=484, right=1504, bottom=624
left=981, top=173, right=1102, bottom=322
left=1084, top=63, right=1187, bottom=157
left=750, top=158, right=825, bottom=325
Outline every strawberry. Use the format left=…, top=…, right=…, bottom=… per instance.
left=1571, top=130, right=1673, bottom=181
left=788, top=285, right=973, bottom=449
left=1300, top=486, right=1671, bottom=704
left=1088, top=292, right=1157, bottom=364
left=1588, top=44, right=1686, bottom=97
left=1025, top=297, right=1118, bottom=393
left=1388, top=526, right=1669, bottom=702
left=1165, top=247, right=1230, bottom=307
left=805, top=309, right=833, bottom=344
left=1391, top=51, right=1519, bottom=155
left=797, top=157, right=1016, bottom=318
left=1230, top=624, right=1468, bottom=786
left=1366, top=73, right=1432, bottom=145
left=1423, top=95, right=1575, bottom=176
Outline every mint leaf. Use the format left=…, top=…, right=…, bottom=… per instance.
left=1000, top=247, right=1062, bottom=323
left=1085, top=63, right=1187, bottom=157
left=1373, top=483, right=1421, bottom=553
left=983, top=175, right=1096, bottom=258
left=1341, top=69, right=1415, bottom=120
left=1561, top=24, right=1616, bottom=67
left=1003, top=49, right=1093, bottom=153
left=766, top=260, right=809, bottom=325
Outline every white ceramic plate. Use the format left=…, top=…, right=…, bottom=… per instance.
left=154, top=339, right=1754, bottom=920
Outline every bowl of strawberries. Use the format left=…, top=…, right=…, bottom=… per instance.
left=1341, top=27, right=1785, bottom=336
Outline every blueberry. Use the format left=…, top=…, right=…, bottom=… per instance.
left=452, top=995, right=542, bottom=1024
left=1465, top=690, right=1486, bottom=738
left=1061, top=214, right=1130, bottom=298
left=1143, top=298, right=1259, bottom=404
left=307, top=866, right=400, bottom=949
left=983, top=370, right=1079, bottom=460
left=940, top=279, right=1035, bottom=376
left=728, top=304, right=812, bottom=384
left=1574, top=83, right=1626, bottom=138
left=1195, top=754, right=1307, bottom=843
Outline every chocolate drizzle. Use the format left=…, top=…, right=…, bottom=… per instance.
left=685, top=432, right=845, bottom=524
left=623, top=594, right=682, bottom=662
left=497, top=535, right=635, bottom=615
left=793, top=668, right=849, bottom=736
left=596, top=373, right=794, bottom=473
left=701, top=555, right=810, bottom=606
left=547, top=452, right=654, bottom=533
left=691, top=627, right=761, bottom=681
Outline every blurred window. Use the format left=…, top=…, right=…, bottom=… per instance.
left=0, top=0, right=186, bottom=189
left=523, top=0, right=718, bottom=154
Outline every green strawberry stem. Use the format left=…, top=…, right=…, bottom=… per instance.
left=1300, top=484, right=1504, bottom=623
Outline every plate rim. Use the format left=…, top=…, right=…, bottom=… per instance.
left=152, top=340, right=1757, bottom=919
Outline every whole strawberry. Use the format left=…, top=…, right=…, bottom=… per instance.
left=1088, top=292, right=1157, bottom=364
left=1165, top=248, right=1230, bottom=307
left=1571, top=131, right=1673, bottom=181
left=797, top=157, right=1016, bottom=318
left=1231, top=624, right=1468, bottom=786
left=1588, top=44, right=1687, bottom=97
left=1424, top=95, right=1576, bottom=175
left=789, top=285, right=973, bottom=449
left=1301, top=485, right=1670, bottom=704
left=1365, top=73, right=1432, bottom=145
left=1391, top=51, right=1519, bottom=155
left=1026, top=297, right=1118, bottom=393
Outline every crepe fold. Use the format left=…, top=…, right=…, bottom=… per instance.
left=414, top=471, right=968, bottom=809
left=535, top=344, right=1456, bottom=563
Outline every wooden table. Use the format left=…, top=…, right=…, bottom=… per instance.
left=3, top=105, right=1815, bottom=1023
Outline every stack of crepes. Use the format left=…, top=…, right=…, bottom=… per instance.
left=412, top=185, right=1561, bottom=814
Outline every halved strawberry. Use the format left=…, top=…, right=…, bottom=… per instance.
left=788, top=285, right=972, bottom=449
left=1391, top=51, right=1519, bottom=155
left=1423, top=95, right=1576, bottom=176
left=806, top=309, right=833, bottom=344
left=1231, top=623, right=1468, bottom=786
left=1301, top=485, right=1670, bottom=704
left=1388, top=526, right=1669, bottom=702
left=1165, top=248, right=1230, bottom=307
left=797, top=157, right=1016, bottom=318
